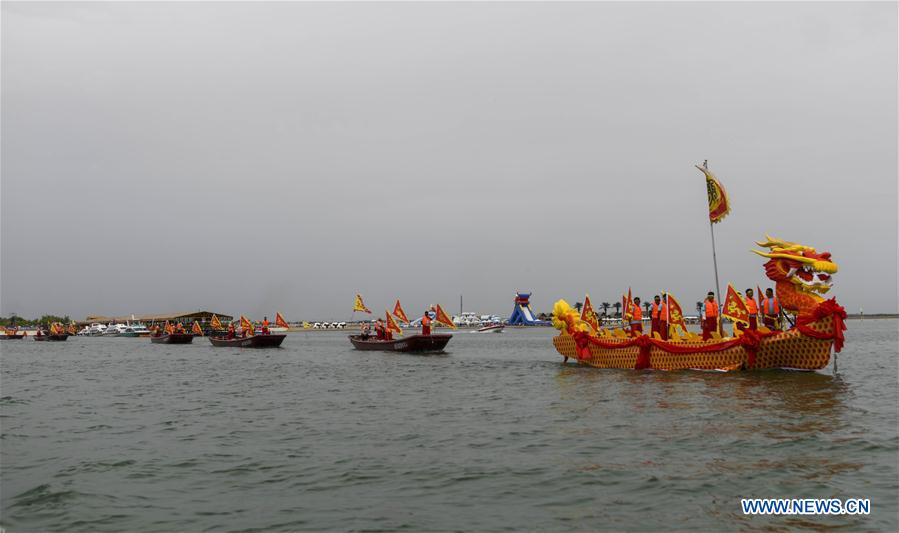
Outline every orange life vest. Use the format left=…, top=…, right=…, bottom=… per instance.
left=704, top=301, right=718, bottom=318
left=422, top=315, right=431, bottom=327
left=659, top=303, right=669, bottom=321
left=630, top=305, right=642, bottom=323
left=745, top=298, right=759, bottom=315
left=762, top=297, right=781, bottom=316
left=651, top=302, right=660, bottom=319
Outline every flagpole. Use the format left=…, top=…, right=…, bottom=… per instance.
left=709, top=221, right=722, bottom=305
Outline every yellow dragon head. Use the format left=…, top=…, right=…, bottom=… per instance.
left=751, top=235, right=838, bottom=313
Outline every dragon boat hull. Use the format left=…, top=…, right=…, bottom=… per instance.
left=553, top=311, right=843, bottom=371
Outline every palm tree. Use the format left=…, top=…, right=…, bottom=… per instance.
left=696, top=301, right=703, bottom=315
left=574, top=302, right=583, bottom=314
left=643, top=301, right=651, bottom=314
left=601, top=302, right=611, bottom=317
left=613, top=302, right=622, bottom=317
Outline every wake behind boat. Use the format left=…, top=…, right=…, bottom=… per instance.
left=349, top=333, right=452, bottom=353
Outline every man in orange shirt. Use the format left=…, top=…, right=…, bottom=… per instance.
left=743, top=288, right=759, bottom=331
left=702, top=292, right=719, bottom=341
left=658, top=295, right=670, bottom=341
left=261, top=316, right=270, bottom=335
left=421, top=311, right=432, bottom=336
left=650, top=295, right=662, bottom=338
left=761, top=288, right=781, bottom=330
left=629, top=297, right=644, bottom=337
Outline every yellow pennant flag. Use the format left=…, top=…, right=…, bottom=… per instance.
left=240, top=316, right=255, bottom=335
left=434, top=304, right=457, bottom=329
left=385, top=311, right=402, bottom=335
left=581, top=295, right=600, bottom=331
left=191, top=321, right=204, bottom=336
left=722, top=284, right=750, bottom=326
left=666, top=293, right=688, bottom=333
left=392, top=299, right=409, bottom=323
left=697, top=162, right=731, bottom=224
left=210, top=314, right=222, bottom=329
left=353, top=294, right=372, bottom=314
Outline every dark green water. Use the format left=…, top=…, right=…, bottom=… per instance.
left=2, top=321, right=897, bottom=531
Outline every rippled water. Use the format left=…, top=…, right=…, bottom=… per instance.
left=2, top=320, right=897, bottom=531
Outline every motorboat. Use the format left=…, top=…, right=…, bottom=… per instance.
left=208, top=334, right=286, bottom=348
left=85, top=323, right=108, bottom=336
left=349, top=333, right=452, bottom=353
left=120, top=323, right=151, bottom=337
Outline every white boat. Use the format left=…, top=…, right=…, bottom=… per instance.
left=103, top=323, right=129, bottom=336
left=475, top=324, right=505, bottom=333
left=120, top=323, right=151, bottom=337
left=85, top=323, right=108, bottom=336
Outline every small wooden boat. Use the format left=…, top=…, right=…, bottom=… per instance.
left=33, top=334, right=69, bottom=341
left=1, top=333, right=26, bottom=340
left=208, top=334, right=286, bottom=348
left=149, top=333, right=194, bottom=344
left=349, top=333, right=452, bottom=353
left=475, top=324, right=504, bottom=333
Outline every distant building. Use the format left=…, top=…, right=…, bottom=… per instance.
left=78, top=311, right=234, bottom=327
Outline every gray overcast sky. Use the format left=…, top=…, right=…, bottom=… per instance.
left=2, top=1, right=897, bottom=320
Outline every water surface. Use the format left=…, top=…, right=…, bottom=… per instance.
left=2, top=320, right=897, bottom=531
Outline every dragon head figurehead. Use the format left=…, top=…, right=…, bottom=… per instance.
left=751, top=235, right=838, bottom=316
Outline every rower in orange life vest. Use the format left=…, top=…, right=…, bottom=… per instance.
left=761, top=288, right=781, bottom=330
left=658, top=295, right=670, bottom=341
left=421, top=310, right=432, bottom=336
left=261, top=316, right=270, bottom=335
left=743, top=288, right=759, bottom=331
left=701, top=291, right=719, bottom=341
left=650, top=295, right=662, bottom=338
left=629, top=297, right=643, bottom=337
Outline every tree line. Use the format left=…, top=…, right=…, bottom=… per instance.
left=1, top=315, right=72, bottom=327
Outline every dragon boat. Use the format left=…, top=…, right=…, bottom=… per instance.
left=552, top=237, right=847, bottom=371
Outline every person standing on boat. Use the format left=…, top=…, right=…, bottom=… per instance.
left=742, top=288, right=759, bottom=331
left=658, top=295, right=669, bottom=341
left=360, top=321, right=371, bottom=340
left=421, top=310, right=432, bottom=336
left=701, top=292, right=719, bottom=341
left=629, top=297, right=644, bottom=337
left=261, top=316, right=270, bottom=335
left=375, top=318, right=385, bottom=340
left=761, top=288, right=781, bottom=330
left=650, top=295, right=662, bottom=338
left=226, top=322, right=236, bottom=339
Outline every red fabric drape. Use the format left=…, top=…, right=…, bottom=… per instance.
left=795, top=298, right=847, bottom=352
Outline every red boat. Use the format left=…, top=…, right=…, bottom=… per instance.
left=349, top=333, right=452, bottom=353
left=150, top=333, right=194, bottom=344
left=33, top=334, right=69, bottom=341
left=208, top=334, right=286, bottom=348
